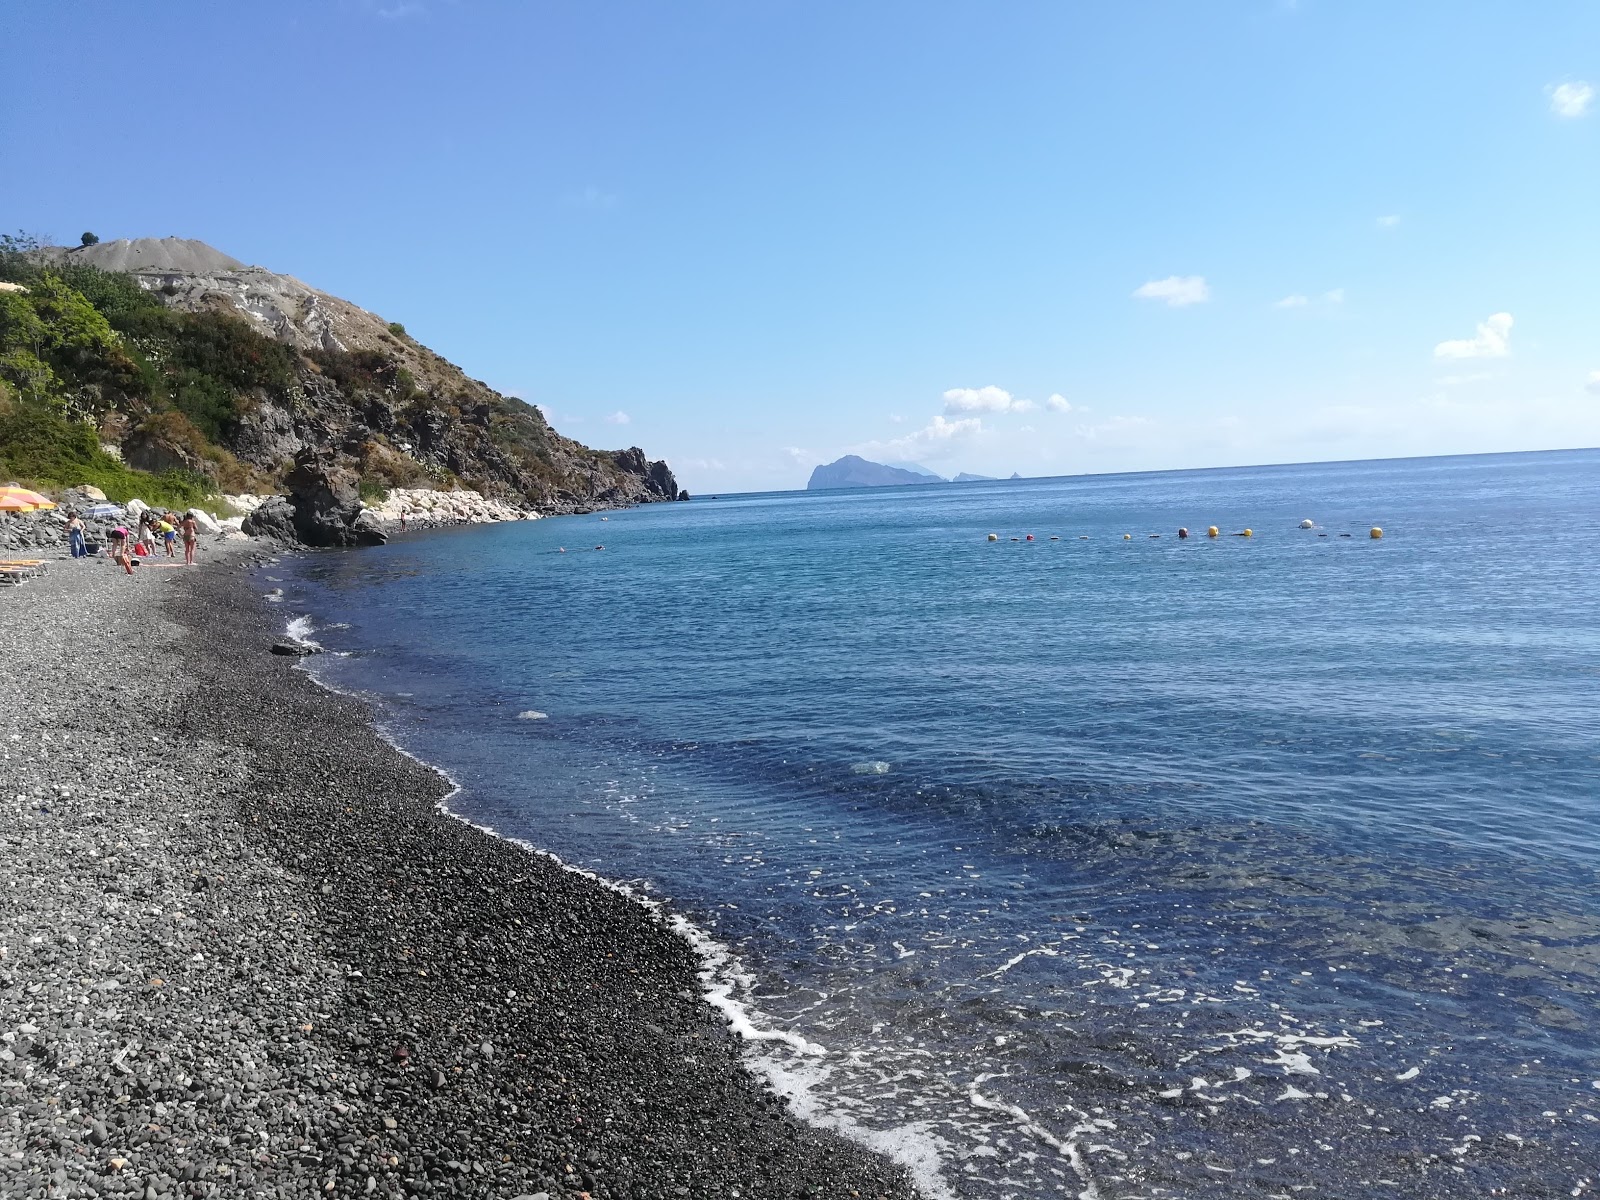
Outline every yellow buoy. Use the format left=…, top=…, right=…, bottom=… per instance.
left=1207, top=526, right=1219, bottom=538
left=1370, top=526, right=1383, bottom=539
left=987, top=533, right=998, bottom=542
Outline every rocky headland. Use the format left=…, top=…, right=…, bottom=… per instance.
left=0, top=540, right=919, bottom=1200
left=3, top=237, right=685, bottom=548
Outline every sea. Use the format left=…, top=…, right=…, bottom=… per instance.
left=271, top=449, right=1600, bottom=1199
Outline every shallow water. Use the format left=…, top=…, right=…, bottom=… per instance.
left=281, top=450, right=1600, bottom=1198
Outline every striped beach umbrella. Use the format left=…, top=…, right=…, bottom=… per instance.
left=0, top=484, right=56, bottom=512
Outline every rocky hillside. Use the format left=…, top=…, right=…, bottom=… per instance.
left=806, top=455, right=945, bottom=489
left=3, top=236, right=680, bottom=516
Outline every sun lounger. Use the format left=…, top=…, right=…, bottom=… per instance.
left=0, top=559, right=48, bottom=583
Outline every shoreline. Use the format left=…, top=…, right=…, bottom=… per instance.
left=1, top=544, right=920, bottom=1199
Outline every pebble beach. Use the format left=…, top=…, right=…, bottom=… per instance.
left=0, top=542, right=919, bottom=1200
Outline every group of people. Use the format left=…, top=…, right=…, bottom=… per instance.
left=66, top=509, right=200, bottom=574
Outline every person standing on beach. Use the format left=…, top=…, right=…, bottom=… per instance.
left=108, top=526, right=134, bottom=575
left=180, top=512, right=199, bottom=565
left=67, top=511, right=86, bottom=558
left=159, top=515, right=177, bottom=558
left=136, top=513, right=156, bottom=556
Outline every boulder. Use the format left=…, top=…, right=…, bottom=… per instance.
left=242, top=450, right=389, bottom=547
left=61, top=485, right=108, bottom=507
left=285, top=449, right=387, bottom=547
left=350, top=509, right=388, bottom=542
left=241, top=496, right=297, bottom=542
left=270, top=640, right=322, bottom=656
left=125, top=498, right=149, bottom=520
left=185, top=507, right=222, bottom=534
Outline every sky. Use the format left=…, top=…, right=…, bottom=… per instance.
left=4, top=1, right=1598, bottom=493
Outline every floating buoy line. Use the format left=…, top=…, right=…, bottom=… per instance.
left=982, top=521, right=1388, bottom=544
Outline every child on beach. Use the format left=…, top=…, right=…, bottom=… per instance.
left=136, top=514, right=157, bottom=555
left=181, top=512, right=199, bottom=565
left=159, top=515, right=177, bottom=557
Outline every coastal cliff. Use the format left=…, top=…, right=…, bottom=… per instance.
left=1, top=236, right=681, bottom=527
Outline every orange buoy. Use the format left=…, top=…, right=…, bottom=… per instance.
left=1207, top=526, right=1219, bottom=538
left=1370, top=526, right=1384, bottom=539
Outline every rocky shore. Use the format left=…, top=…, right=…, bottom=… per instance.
left=1, top=549, right=919, bottom=1200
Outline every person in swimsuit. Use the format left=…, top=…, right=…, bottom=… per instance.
left=108, top=526, right=134, bottom=575
left=67, top=511, right=86, bottom=558
left=159, top=516, right=177, bottom=557
left=180, top=512, right=199, bottom=565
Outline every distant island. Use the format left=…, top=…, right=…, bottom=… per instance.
left=807, top=455, right=944, bottom=489
left=806, top=456, right=1022, bottom=490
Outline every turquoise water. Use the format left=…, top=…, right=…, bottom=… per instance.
left=281, top=449, right=1600, bottom=1198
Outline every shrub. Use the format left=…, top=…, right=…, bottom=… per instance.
left=387, top=321, right=406, bottom=337
left=80, top=232, right=99, bottom=246
left=0, top=399, right=217, bottom=507
left=358, top=477, right=390, bottom=502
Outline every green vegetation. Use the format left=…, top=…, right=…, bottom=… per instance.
left=0, top=232, right=303, bottom=503
left=386, top=321, right=406, bottom=337
left=0, top=394, right=214, bottom=507
left=80, top=231, right=99, bottom=246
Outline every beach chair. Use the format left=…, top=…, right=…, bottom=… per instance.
left=0, top=559, right=47, bottom=578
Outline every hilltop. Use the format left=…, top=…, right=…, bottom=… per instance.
left=1, top=235, right=680, bottom=524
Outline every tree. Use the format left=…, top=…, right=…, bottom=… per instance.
left=80, top=232, right=99, bottom=246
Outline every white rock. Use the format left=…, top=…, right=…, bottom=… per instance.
left=185, top=508, right=222, bottom=533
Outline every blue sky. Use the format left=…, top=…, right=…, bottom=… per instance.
left=5, top=1, right=1597, bottom=492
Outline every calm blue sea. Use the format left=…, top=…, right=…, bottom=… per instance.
left=276, top=449, right=1600, bottom=1199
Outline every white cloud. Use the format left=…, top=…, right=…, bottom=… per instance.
left=1276, top=289, right=1341, bottom=309
left=1587, top=370, right=1600, bottom=395
left=943, top=385, right=1034, bottom=414
left=1434, top=312, right=1513, bottom=359
left=1549, top=81, right=1595, bottom=118
left=605, top=410, right=631, bottom=425
left=566, top=185, right=620, bottom=210
left=1133, top=275, right=1210, bottom=307
left=1046, top=393, right=1072, bottom=413
left=785, top=446, right=814, bottom=465
left=1376, top=214, right=1402, bottom=229
left=857, top=415, right=983, bottom=463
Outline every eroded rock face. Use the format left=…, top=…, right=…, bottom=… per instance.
left=123, top=430, right=207, bottom=477
left=233, top=397, right=305, bottom=467
left=241, top=451, right=388, bottom=547
left=611, top=446, right=681, bottom=502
